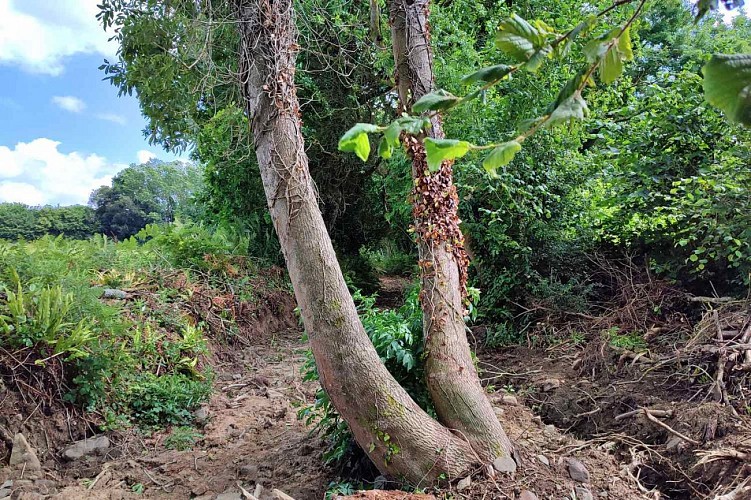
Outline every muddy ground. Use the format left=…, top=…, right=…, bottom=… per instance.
left=1, top=276, right=750, bottom=499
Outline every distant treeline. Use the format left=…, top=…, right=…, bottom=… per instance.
left=0, top=159, right=204, bottom=241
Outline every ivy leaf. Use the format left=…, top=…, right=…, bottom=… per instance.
left=461, top=64, right=514, bottom=85
left=703, top=54, right=751, bottom=126
left=483, top=141, right=522, bottom=177
left=424, top=138, right=471, bottom=172
left=412, top=89, right=460, bottom=113
left=547, top=92, right=589, bottom=127
left=338, top=123, right=380, bottom=161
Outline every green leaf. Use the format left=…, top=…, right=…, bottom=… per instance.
left=600, top=47, right=624, bottom=84
left=383, top=122, right=402, bottom=148
left=619, top=27, right=634, bottom=62
left=424, top=138, right=471, bottom=172
left=583, top=28, right=620, bottom=63
left=546, top=92, right=589, bottom=127
left=378, top=137, right=392, bottom=159
left=495, top=15, right=539, bottom=62
left=412, top=89, right=460, bottom=113
left=525, top=45, right=553, bottom=73
left=703, top=54, right=751, bottom=126
left=482, top=141, right=522, bottom=177
left=338, top=123, right=381, bottom=161
left=396, top=116, right=429, bottom=135
left=461, top=64, right=514, bottom=85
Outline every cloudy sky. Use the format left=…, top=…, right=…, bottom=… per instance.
left=0, top=0, right=180, bottom=206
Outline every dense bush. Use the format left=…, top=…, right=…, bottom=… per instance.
left=0, top=203, right=96, bottom=240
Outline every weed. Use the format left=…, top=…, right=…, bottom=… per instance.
left=164, top=426, right=203, bottom=451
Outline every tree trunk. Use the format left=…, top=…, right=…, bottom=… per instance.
left=231, top=0, right=478, bottom=485
left=388, top=0, right=515, bottom=469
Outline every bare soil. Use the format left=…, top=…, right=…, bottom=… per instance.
left=1, top=272, right=750, bottom=499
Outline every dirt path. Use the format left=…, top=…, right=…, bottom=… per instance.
left=1, top=329, right=334, bottom=499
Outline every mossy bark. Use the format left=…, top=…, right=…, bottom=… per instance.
left=388, top=0, right=515, bottom=469
left=232, top=0, right=478, bottom=485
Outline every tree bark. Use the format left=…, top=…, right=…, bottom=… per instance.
left=388, top=0, right=515, bottom=469
left=231, top=0, right=478, bottom=485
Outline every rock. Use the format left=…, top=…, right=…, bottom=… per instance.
left=194, top=407, right=210, bottom=425
left=457, top=476, right=471, bottom=491
left=494, top=407, right=505, bottom=418
left=575, top=486, right=594, bottom=500
left=239, top=464, right=258, bottom=481
left=541, top=378, right=562, bottom=392
left=493, top=456, right=517, bottom=474
left=536, top=454, right=550, bottom=467
left=215, top=489, right=242, bottom=500
left=501, top=395, right=518, bottom=405
left=519, top=491, right=539, bottom=500
left=232, top=374, right=242, bottom=381
left=665, top=436, right=686, bottom=453
left=62, top=435, right=110, bottom=460
left=598, top=492, right=608, bottom=498
left=34, top=480, right=57, bottom=495
left=0, top=480, right=11, bottom=500
left=102, top=288, right=127, bottom=299
left=543, top=424, right=557, bottom=438
left=565, top=458, right=590, bottom=483
left=9, top=433, right=42, bottom=477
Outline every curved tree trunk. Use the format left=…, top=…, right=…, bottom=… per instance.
left=231, top=0, right=478, bottom=485
left=388, top=0, right=515, bottom=470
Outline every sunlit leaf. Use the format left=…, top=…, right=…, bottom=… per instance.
left=424, top=138, right=472, bottom=172
left=547, top=92, right=589, bottom=127
left=338, top=123, right=380, bottom=161
left=600, top=48, right=624, bottom=84
left=483, top=141, right=522, bottom=177
left=703, top=54, right=751, bottom=126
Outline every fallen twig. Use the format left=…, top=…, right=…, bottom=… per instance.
left=643, top=409, right=700, bottom=446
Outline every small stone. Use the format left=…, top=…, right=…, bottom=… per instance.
left=543, top=424, right=557, bottom=438
left=239, top=464, right=258, bottom=480
left=102, top=288, right=127, bottom=299
left=565, top=458, right=590, bottom=483
left=541, top=378, right=562, bottom=392
left=62, top=435, right=110, bottom=460
left=34, top=480, right=57, bottom=494
left=194, top=407, right=210, bottom=425
left=665, top=436, right=685, bottom=453
left=215, top=489, right=242, bottom=500
left=536, top=454, right=550, bottom=467
left=501, top=395, right=518, bottom=405
left=575, top=486, right=594, bottom=500
left=457, top=476, right=471, bottom=491
left=598, top=492, right=608, bottom=498
left=494, top=407, right=505, bottom=418
left=232, top=374, right=242, bottom=380
left=519, top=491, right=539, bottom=500
left=192, top=484, right=209, bottom=496
left=493, top=456, right=517, bottom=474
left=9, top=433, right=42, bottom=477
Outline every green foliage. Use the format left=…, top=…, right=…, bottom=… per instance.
left=89, top=160, right=204, bottom=240
left=604, top=327, right=647, bottom=351
left=0, top=203, right=96, bottom=241
left=164, top=426, right=203, bottom=451
left=0, top=235, right=213, bottom=428
left=298, top=286, right=430, bottom=463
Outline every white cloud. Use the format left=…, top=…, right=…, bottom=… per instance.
left=96, top=113, right=127, bottom=125
left=137, top=150, right=157, bottom=164
left=52, top=95, right=86, bottom=113
left=0, top=138, right=127, bottom=206
left=0, top=182, right=45, bottom=205
left=0, top=0, right=117, bottom=75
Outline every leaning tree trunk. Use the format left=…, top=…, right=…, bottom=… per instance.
left=231, top=0, right=479, bottom=485
left=388, top=0, right=515, bottom=470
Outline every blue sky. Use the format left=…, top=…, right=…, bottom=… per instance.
left=0, top=0, right=182, bottom=206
